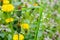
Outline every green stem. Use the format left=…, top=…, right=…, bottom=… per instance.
left=34, top=8, right=43, bottom=40
left=10, top=23, right=14, bottom=40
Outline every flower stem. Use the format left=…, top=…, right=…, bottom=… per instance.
left=10, top=23, right=14, bottom=40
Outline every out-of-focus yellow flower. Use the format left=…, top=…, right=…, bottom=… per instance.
left=13, top=34, right=18, bottom=40
left=21, top=23, right=29, bottom=30
left=33, top=3, right=38, bottom=6
left=13, top=34, right=24, bottom=40
left=3, top=0, right=9, bottom=4
left=2, top=4, right=14, bottom=12
left=5, top=18, right=14, bottom=23
left=19, top=34, right=24, bottom=40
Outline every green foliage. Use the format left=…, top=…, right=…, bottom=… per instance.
left=0, top=0, right=60, bottom=40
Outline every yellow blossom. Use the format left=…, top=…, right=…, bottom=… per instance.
left=2, top=4, right=14, bottom=12
left=5, top=18, right=14, bottom=23
left=21, top=23, right=29, bottom=30
left=3, top=0, right=9, bottom=4
left=13, top=34, right=24, bottom=40
left=33, top=3, right=38, bottom=6
left=13, top=34, right=18, bottom=40
left=19, top=34, right=24, bottom=40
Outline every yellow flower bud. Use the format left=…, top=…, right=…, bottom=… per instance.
left=5, top=18, right=14, bottom=23
left=33, top=3, right=38, bottom=6
left=13, top=34, right=24, bottom=40
left=19, top=34, right=24, bottom=40
left=21, top=23, right=29, bottom=30
left=13, top=34, right=18, bottom=40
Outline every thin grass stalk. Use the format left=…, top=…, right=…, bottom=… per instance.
left=34, top=7, right=43, bottom=40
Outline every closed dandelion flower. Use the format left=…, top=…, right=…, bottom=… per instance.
left=5, top=18, right=14, bottom=23
left=13, top=34, right=18, bottom=40
left=19, top=34, right=24, bottom=40
left=2, top=4, right=14, bottom=12
left=21, top=23, right=29, bottom=30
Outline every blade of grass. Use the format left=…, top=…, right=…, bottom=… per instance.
left=34, top=7, right=43, bottom=40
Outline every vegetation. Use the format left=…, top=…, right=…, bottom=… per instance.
left=0, top=0, right=60, bottom=40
